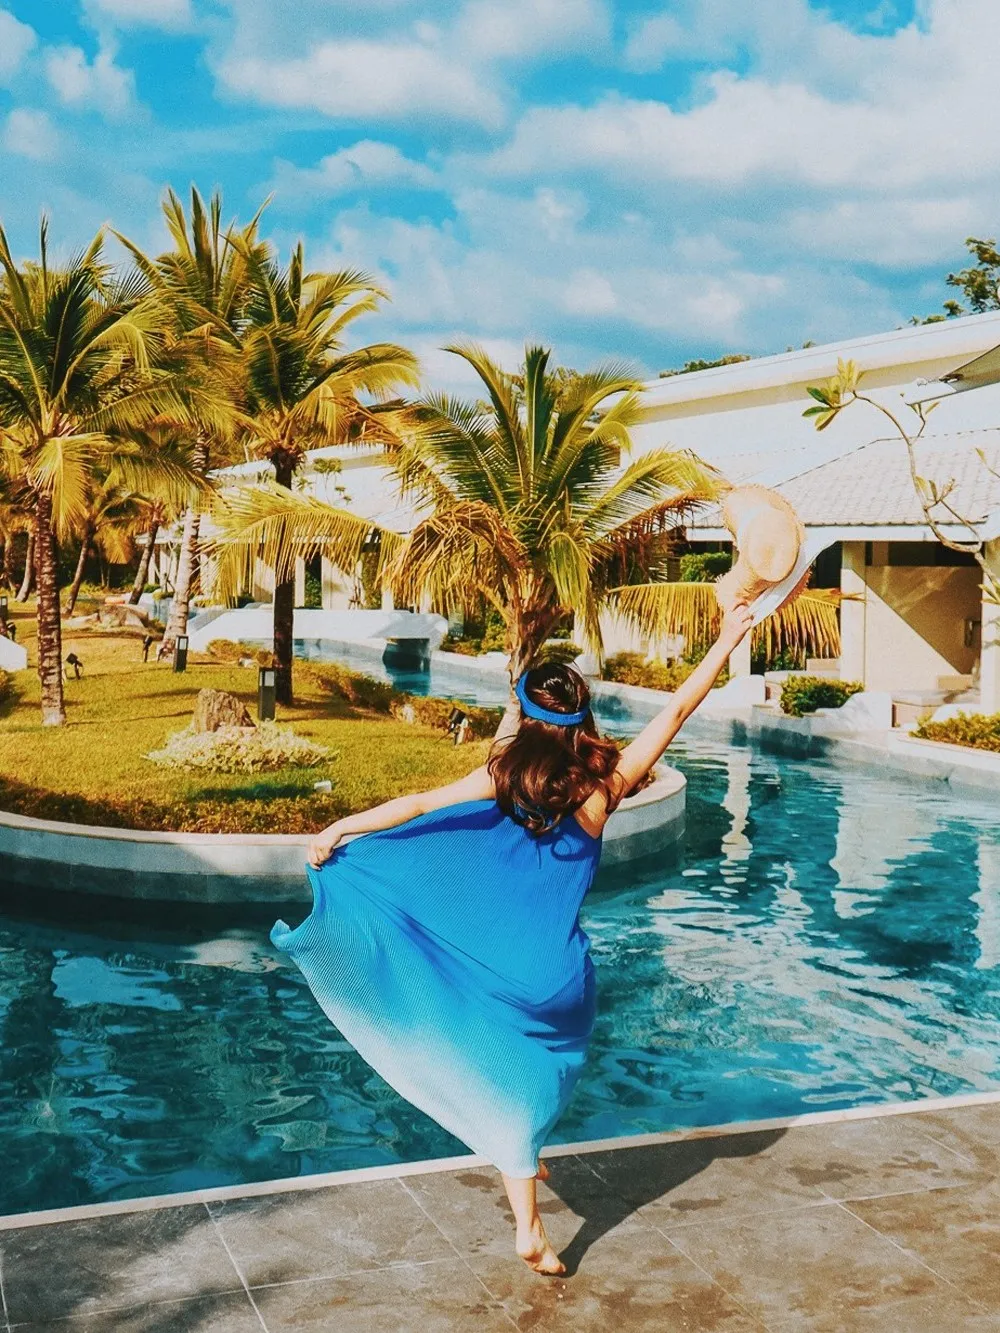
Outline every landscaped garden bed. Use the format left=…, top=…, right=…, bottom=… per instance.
left=0, top=611, right=494, bottom=835
left=912, top=710, right=1000, bottom=753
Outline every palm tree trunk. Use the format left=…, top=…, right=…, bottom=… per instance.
left=34, top=495, right=65, bottom=726
left=64, top=524, right=93, bottom=617
left=495, top=599, right=559, bottom=740
left=16, top=531, right=35, bottom=602
left=2, top=535, right=17, bottom=588
left=164, top=438, right=210, bottom=645
left=272, top=454, right=296, bottom=706
left=129, top=518, right=159, bottom=605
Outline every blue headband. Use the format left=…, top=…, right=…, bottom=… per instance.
left=515, top=674, right=588, bottom=726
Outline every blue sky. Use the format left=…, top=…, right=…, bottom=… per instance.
left=0, top=0, right=995, bottom=392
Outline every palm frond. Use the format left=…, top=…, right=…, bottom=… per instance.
left=205, top=482, right=403, bottom=604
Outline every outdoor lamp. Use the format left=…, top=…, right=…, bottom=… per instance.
left=0, top=595, right=7, bottom=622
left=258, top=666, right=277, bottom=722
left=173, top=634, right=189, bottom=673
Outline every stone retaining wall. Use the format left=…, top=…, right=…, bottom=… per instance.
left=0, top=767, right=686, bottom=904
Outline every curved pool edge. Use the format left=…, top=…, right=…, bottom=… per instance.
left=0, top=766, right=685, bottom=904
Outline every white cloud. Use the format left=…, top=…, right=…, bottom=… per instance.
left=217, top=38, right=503, bottom=127
left=85, top=0, right=193, bottom=29
left=270, top=141, right=439, bottom=199
left=45, top=44, right=134, bottom=116
left=3, top=109, right=59, bottom=161
left=492, top=0, right=1000, bottom=194
left=456, top=0, right=609, bottom=60
left=0, top=8, right=36, bottom=82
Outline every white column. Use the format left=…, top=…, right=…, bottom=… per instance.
left=840, top=541, right=867, bottom=684
left=381, top=582, right=395, bottom=611
left=321, top=555, right=337, bottom=610
left=294, top=557, right=306, bottom=608
left=729, top=633, right=751, bottom=678
left=981, top=538, right=1000, bottom=713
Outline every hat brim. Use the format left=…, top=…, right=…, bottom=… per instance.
left=748, top=530, right=831, bottom=627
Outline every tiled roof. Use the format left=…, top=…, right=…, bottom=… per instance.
left=690, top=428, right=1000, bottom=530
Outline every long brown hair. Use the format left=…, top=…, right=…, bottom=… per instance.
left=488, top=662, right=624, bottom=834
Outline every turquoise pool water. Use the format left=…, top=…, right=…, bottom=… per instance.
left=2, top=657, right=999, bottom=1216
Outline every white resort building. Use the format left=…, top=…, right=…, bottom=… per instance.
left=149, top=310, right=1000, bottom=719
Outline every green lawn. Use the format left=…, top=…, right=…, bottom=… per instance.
left=0, top=604, right=486, bottom=832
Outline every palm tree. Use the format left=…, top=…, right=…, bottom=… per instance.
left=208, top=343, right=719, bottom=724
left=232, top=240, right=420, bottom=703
left=0, top=219, right=213, bottom=724
left=608, top=579, right=843, bottom=666
left=116, top=188, right=265, bottom=647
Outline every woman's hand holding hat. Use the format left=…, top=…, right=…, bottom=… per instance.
left=719, top=600, right=753, bottom=650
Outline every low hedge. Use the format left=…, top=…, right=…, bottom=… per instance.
left=0, top=772, right=345, bottom=835
left=306, top=662, right=504, bottom=740
left=780, top=675, right=864, bottom=717
left=913, top=711, right=1000, bottom=753
left=206, top=639, right=275, bottom=667
left=602, top=651, right=729, bottom=692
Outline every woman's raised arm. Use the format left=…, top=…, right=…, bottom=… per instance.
left=308, top=765, right=495, bottom=867
left=611, top=602, right=753, bottom=795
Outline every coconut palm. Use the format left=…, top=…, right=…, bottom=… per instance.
left=116, top=188, right=266, bottom=645
left=0, top=219, right=215, bottom=724
left=208, top=343, right=719, bottom=724
left=230, top=239, right=420, bottom=703
left=608, top=580, right=844, bottom=665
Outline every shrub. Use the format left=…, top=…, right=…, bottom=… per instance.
left=680, top=551, right=732, bottom=583
left=780, top=675, right=864, bottom=717
left=391, top=695, right=503, bottom=740
left=206, top=639, right=275, bottom=667
left=441, top=607, right=507, bottom=656
left=537, top=640, right=583, bottom=667
left=306, top=662, right=396, bottom=712
left=913, top=711, right=1000, bottom=753
left=603, top=652, right=695, bottom=692
left=147, top=720, right=334, bottom=773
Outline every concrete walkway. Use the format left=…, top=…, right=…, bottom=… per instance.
left=1, top=1100, right=998, bottom=1331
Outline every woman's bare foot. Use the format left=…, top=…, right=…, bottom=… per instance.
left=515, top=1219, right=565, bottom=1276
left=535, top=1160, right=550, bottom=1182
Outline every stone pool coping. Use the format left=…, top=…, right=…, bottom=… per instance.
left=3, top=1085, right=998, bottom=1233
left=0, top=764, right=686, bottom=904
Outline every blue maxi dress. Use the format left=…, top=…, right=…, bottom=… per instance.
left=271, top=798, right=602, bottom=1178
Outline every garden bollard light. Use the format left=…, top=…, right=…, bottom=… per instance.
left=173, top=634, right=189, bottom=673
left=258, top=666, right=276, bottom=721
left=0, top=594, right=7, bottom=626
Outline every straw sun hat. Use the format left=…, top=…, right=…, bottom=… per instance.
left=714, top=484, right=813, bottom=623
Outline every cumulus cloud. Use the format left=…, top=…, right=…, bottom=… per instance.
left=456, top=0, right=610, bottom=60
left=216, top=38, right=504, bottom=127
left=3, top=108, right=59, bottom=160
left=85, top=0, right=193, bottom=29
left=46, top=44, right=134, bottom=116
left=0, top=8, right=36, bottom=82
left=270, top=141, right=439, bottom=199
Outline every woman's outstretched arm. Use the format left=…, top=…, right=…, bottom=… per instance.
left=611, top=601, right=753, bottom=794
left=307, top=765, right=495, bottom=867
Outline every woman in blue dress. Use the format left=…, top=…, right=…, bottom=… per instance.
left=272, top=602, right=752, bottom=1274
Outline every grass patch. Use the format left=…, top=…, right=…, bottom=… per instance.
left=0, top=605, right=488, bottom=833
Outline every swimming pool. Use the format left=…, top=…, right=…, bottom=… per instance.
left=2, top=659, right=999, bottom=1216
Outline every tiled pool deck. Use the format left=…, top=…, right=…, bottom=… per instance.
left=2, top=1095, right=998, bottom=1332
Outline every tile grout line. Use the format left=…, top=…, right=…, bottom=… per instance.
left=648, top=1226, right=774, bottom=1331
left=202, top=1203, right=270, bottom=1333
left=830, top=1196, right=992, bottom=1312
left=395, top=1177, right=521, bottom=1331
left=910, top=1125, right=984, bottom=1170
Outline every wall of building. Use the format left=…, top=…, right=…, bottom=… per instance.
left=858, top=561, right=981, bottom=692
